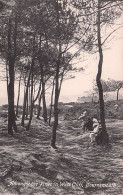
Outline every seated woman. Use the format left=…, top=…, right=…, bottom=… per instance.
left=89, top=118, right=100, bottom=143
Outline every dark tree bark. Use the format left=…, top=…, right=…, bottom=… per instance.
left=49, top=78, right=55, bottom=126
left=51, top=58, right=60, bottom=149
left=25, top=86, right=29, bottom=119
left=37, top=91, right=42, bottom=119
left=92, top=93, right=95, bottom=103
left=42, top=83, right=47, bottom=122
left=26, top=70, right=34, bottom=131
left=40, top=65, right=47, bottom=123
left=117, top=86, right=122, bottom=101
left=16, top=73, right=21, bottom=117
left=96, top=0, right=109, bottom=144
left=26, top=77, right=42, bottom=130
left=21, top=64, right=33, bottom=126
left=5, top=61, right=9, bottom=95
left=8, top=58, right=17, bottom=135
left=50, top=57, right=64, bottom=147
left=117, top=89, right=119, bottom=101
left=21, top=80, right=29, bottom=126
left=22, top=33, right=36, bottom=126
left=50, top=1, right=62, bottom=149
left=7, top=17, right=17, bottom=135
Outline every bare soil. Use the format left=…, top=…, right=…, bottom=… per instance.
left=0, top=117, right=123, bottom=195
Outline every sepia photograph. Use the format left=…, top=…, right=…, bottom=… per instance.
left=0, top=0, right=123, bottom=194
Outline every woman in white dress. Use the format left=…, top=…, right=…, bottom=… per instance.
left=89, top=118, right=100, bottom=143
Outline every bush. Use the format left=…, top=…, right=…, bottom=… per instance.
left=0, top=112, right=8, bottom=118
left=59, top=100, right=123, bottom=120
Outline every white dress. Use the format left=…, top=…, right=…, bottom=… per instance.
left=90, top=118, right=99, bottom=142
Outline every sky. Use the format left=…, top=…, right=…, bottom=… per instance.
left=59, top=35, right=123, bottom=102
left=0, top=17, right=123, bottom=106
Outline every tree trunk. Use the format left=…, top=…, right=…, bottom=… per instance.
left=21, top=84, right=28, bottom=126
left=25, top=87, right=29, bottom=119
left=42, top=82, right=47, bottom=122
left=51, top=59, right=60, bottom=149
left=49, top=78, right=55, bottom=126
left=6, top=61, right=9, bottom=95
left=7, top=17, right=17, bottom=135
left=21, top=61, right=33, bottom=126
left=26, top=102, right=34, bottom=131
left=26, top=71, right=34, bottom=131
left=117, top=87, right=121, bottom=101
left=8, top=58, right=17, bottom=135
left=26, top=76, right=42, bottom=129
left=37, top=91, right=42, bottom=119
left=92, top=93, right=95, bottom=103
left=28, top=82, right=31, bottom=114
left=96, top=0, right=109, bottom=144
left=117, top=89, right=119, bottom=101
left=16, top=74, right=21, bottom=117
left=40, top=65, right=47, bottom=122
left=51, top=1, right=61, bottom=148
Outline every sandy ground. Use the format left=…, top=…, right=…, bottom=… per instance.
left=0, top=117, right=123, bottom=195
